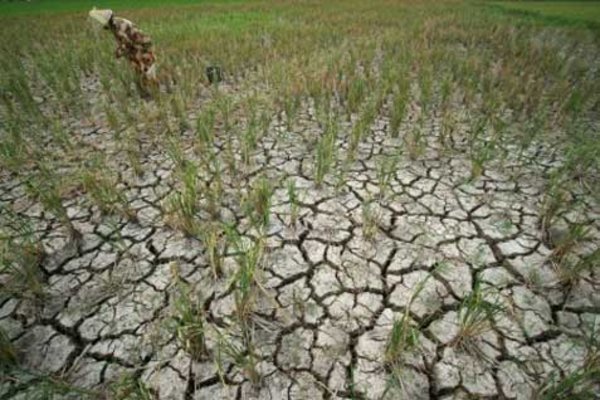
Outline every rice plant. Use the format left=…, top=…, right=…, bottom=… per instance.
left=243, top=176, right=273, bottom=230
left=376, top=154, right=399, bottom=200
left=225, top=226, right=265, bottom=323
left=50, top=118, right=73, bottom=151
left=361, top=199, right=380, bottom=240
left=348, top=97, right=377, bottom=159
left=0, top=125, right=29, bottom=173
left=550, top=224, right=590, bottom=263
left=388, top=83, right=408, bottom=139
left=287, top=179, right=299, bottom=226
left=470, top=137, right=497, bottom=180
left=195, top=107, right=216, bottom=157
left=540, top=172, right=569, bottom=234
left=314, top=113, right=338, bottom=187
left=203, top=156, right=224, bottom=220
left=1, top=369, right=99, bottom=400
left=198, top=221, right=225, bottom=279
left=163, top=161, right=199, bottom=235
left=25, top=161, right=79, bottom=240
left=80, top=160, right=134, bottom=220
left=123, top=129, right=143, bottom=177
left=452, top=280, right=504, bottom=354
left=533, top=326, right=600, bottom=400
left=382, top=271, right=436, bottom=397
left=169, top=279, right=207, bottom=361
left=0, top=206, right=45, bottom=298
left=406, top=117, right=425, bottom=161
left=108, top=373, right=156, bottom=400
left=0, top=327, right=17, bottom=368
left=216, top=329, right=260, bottom=387
left=241, top=109, right=260, bottom=167
left=284, top=92, right=302, bottom=132
left=346, top=77, right=367, bottom=117
left=557, top=248, right=600, bottom=287
left=166, top=136, right=187, bottom=173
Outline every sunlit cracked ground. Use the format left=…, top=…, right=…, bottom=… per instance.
left=1, top=81, right=599, bottom=400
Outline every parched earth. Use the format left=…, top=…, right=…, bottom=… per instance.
left=1, top=90, right=599, bottom=399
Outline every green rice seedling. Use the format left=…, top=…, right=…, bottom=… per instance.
left=418, top=65, right=433, bottom=114
left=466, top=114, right=488, bottom=176
left=405, top=118, right=424, bottom=161
left=123, top=129, right=144, bottom=177
left=217, top=95, right=234, bottom=133
left=452, top=280, right=504, bottom=354
left=198, top=222, right=224, bottom=279
left=0, top=122, right=29, bottom=173
left=258, top=109, right=272, bottom=138
left=385, top=317, right=419, bottom=367
left=556, top=248, right=600, bottom=288
left=439, top=107, right=456, bottom=151
left=80, top=163, right=134, bottom=220
left=241, top=111, right=260, bottom=167
left=204, top=157, right=223, bottom=220
left=333, top=159, right=350, bottom=194
left=470, top=138, right=497, bottom=180
left=389, top=84, right=408, bottom=138
left=376, top=154, right=399, bottom=200
left=582, top=320, right=600, bottom=374
left=517, top=106, right=547, bottom=159
left=164, top=162, right=199, bottom=236
left=440, top=73, right=453, bottom=110
left=169, top=279, right=206, bottom=361
left=223, top=129, right=238, bottom=177
left=384, top=270, right=433, bottom=366
left=105, top=103, right=122, bottom=139
left=347, top=77, right=367, bottom=117
left=216, top=330, right=260, bottom=388
left=382, top=270, right=437, bottom=397
left=284, top=92, right=302, bottom=132
left=361, top=199, right=380, bottom=240
left=25, top=162, right=78, bottom=240
left=1, top=368, right=99, bottom=400
left=540, top=172, right=569, bottom=233
left=287, top=179, right=299, bottom=226
left=244, top=176, right=273, bottom=230
left=315, top=91, right=333, bottom=130
left=314, top=113, right=338, bottom=187
left=0, top=206, right=45, bottom=298
left=195, top=107, right=216, bottom=157
left=532, top=360, right=600, bottom=400
left=0, top=327, right=17, bottom=368
left=171, top=93, right=190, bottom=131
left=348, top=97, right=377, bottom=159
left=50, top=119, right=73, bottom=151
left=109, top=373, right=156, bottom=400
left=225, top=226, right=265, bottom=323
left=550, top=223, right=590, bottom=265
left=166, top=137, right=186, bottom=173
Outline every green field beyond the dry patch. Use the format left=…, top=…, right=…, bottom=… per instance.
left=0, top=0, right=245, bottom=15
left=493, top=1, right=600, bottom=26
left=1, top=0, right=599, bottom=399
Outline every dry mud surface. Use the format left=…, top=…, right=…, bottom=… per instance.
left=1, top=92, right=599, bottom=399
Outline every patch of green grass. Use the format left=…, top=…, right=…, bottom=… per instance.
left=169, top=278, right=207, bottom=361
left=0, top=0, right=246, bottom=16
left=0, top=327, right=17, bottom=368
left=491, top=1, right=600, bottom=28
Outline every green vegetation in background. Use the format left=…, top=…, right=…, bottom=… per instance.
left=0, top=0, right=245, bottom=16
left=491, top=1, right=600, bottom=28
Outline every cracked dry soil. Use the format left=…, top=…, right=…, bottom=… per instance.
left=1, top=92, right=599, bottom=400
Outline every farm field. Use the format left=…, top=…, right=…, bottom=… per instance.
left=493, top=1, right=600, bottom=26
left=1, top=0, right=599, bottom=399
